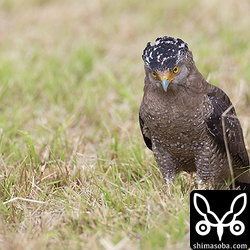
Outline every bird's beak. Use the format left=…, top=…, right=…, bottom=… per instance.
left=160, top=73, right=174, bottom=92
left=161, top=78, right=170, bottom=92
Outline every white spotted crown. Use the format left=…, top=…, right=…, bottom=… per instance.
left=142, top=36, right=189, bottom=71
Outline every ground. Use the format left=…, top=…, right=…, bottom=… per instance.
left=0, top=0, right=249, bottom=249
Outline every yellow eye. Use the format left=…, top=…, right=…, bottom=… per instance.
left=173, top=66, right=179, bottom=74
left=151, top=72, right=158, bottom=78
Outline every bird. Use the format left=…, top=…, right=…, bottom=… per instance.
left=139, top=36, right=250, bottom=191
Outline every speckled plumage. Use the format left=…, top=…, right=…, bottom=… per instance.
left=139, top=36, right=250, bottom=190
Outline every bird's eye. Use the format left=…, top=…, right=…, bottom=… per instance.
left=173, top=66, right=179, bottom=74
left=151, top=72, right=158, bottom=78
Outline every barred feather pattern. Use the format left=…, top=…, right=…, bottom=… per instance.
left=139, top=36, right=250, bottom=190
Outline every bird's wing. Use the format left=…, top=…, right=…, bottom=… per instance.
left=205, top=87, right=249, bottom=166
left=139, top=113, right=152, bottom=151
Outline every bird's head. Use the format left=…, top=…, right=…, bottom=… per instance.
left=142, top=36, right=192, bottom=92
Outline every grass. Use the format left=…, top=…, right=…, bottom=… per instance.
left=0, top=0, right=250, bottom=249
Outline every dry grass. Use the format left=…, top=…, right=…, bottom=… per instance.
left=0, top=0, right=249, bottom=249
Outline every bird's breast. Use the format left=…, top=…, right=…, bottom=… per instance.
left=142, top=93, right=213, bottom=149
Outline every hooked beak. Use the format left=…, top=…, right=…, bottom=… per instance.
left=160, top=72, right=174, bottom=92
left=161, top=78, right=170, bottom=92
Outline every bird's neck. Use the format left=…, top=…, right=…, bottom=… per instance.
left=186, top=65, right=210, bottom=93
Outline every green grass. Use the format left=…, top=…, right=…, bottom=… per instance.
left=0, top=0, right=250, bottom=249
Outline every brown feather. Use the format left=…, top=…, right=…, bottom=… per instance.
left=140, top=36, right=250, bottom=189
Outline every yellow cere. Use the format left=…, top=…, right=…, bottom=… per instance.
left=151, top=66, right=179, bottom=83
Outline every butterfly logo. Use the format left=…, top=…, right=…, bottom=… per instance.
left=193, top=193, right=247, bottom=241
